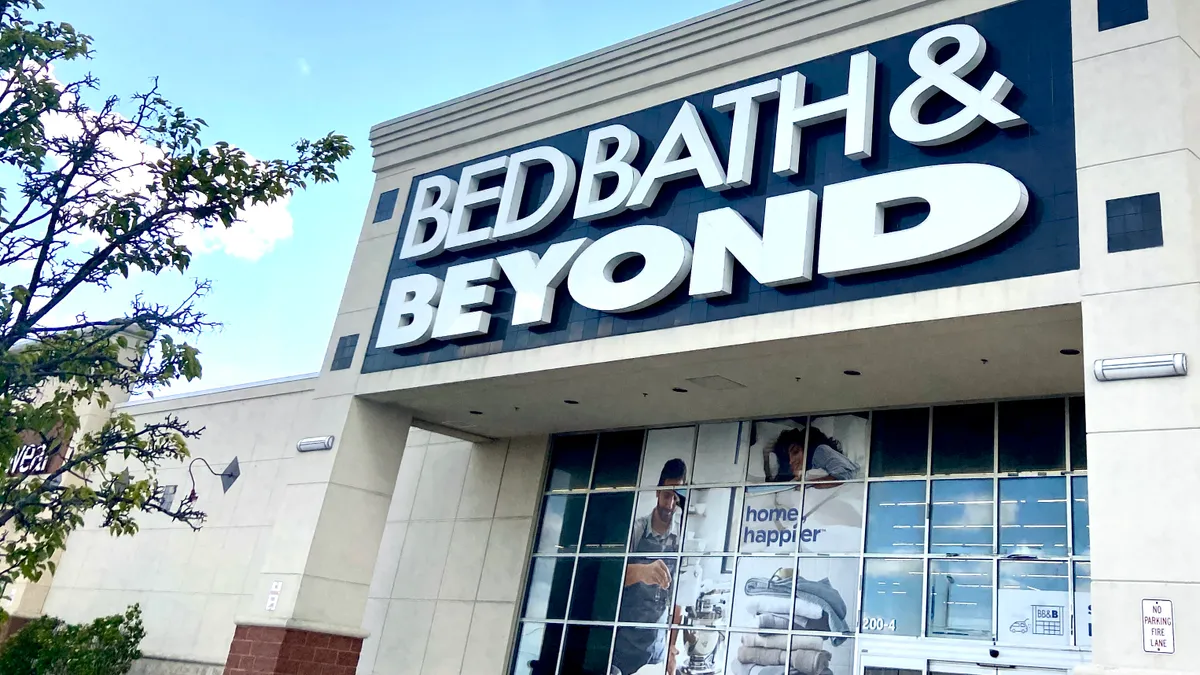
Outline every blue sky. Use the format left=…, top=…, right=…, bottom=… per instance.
left=40, top=0, right=733, bottom=395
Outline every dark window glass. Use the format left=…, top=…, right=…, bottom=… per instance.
left=931, top=403, right=994, bottom=474
left=534, top=495, right=586, bottom=554
left=569, top=557, right=624, bottom=622
left=372, top=188, right=400, bottom=223
left=1098, top=0, right=1149, bottom=31
left=1072, top=476, right=1090, bottom=556
left=865, top=481, right=926, bottom=554
left=562, top=624, right=614, bottom=675
left=930, top=479, right=993, bottom=555
left=511, top=622, right=563, bottom=675
left=548, top=435, right=595, bottom=491
left=999, top=399, right=1065, bottom=472
left=861, top=558, right=923, bottom=636
left=870, top=408, right=929, bottom=477
left=580, top=492, right=635, bottom=553
left=593, top=430, right=645, bottom=489
left=928, top=560, right=993, bottom=639
left=1069, top=397, right=1087, bottom=470
left=999, top=477, right=1068, bottom=557
left=523, top=557, right=574, bottom=620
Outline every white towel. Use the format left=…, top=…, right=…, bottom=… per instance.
left=789, top=635, right=825, bottom=651
left=741, top=634, right=789, bottom=650
left=745, top=596, right=824, bottom=620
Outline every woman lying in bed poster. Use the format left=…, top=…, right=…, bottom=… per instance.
left=765, top=426, right=859, bottom=485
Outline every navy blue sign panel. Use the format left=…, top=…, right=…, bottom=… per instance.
left=363, top=0, right=1076, bottom=374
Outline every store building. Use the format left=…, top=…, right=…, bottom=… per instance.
left=6, top=1, right=1200, bottom=674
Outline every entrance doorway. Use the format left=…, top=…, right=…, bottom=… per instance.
left=862, top=661, right=1070, bottom=675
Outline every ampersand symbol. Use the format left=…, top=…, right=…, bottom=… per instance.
left=890, top=24, right=1026, bottom=146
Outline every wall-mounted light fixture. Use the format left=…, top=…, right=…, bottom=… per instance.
left=1094, top=353, right=1187, bottom=382
left=183, top=457, right=240, bottom=505
left=297, top=436, right=335, bottom=453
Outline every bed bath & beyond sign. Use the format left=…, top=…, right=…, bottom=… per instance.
left=376, top=23, right=1034, bottom=350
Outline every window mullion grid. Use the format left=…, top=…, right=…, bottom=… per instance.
left=554, top=436, right=603, bottom=675
left=920, top=406, right=933, bottom=638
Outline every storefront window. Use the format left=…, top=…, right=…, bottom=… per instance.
left=928, top=560, right=993, bottom=639
left=515, top=397, right=1091, bottom=675
left=999, top=477, right=1068, bottom=557
left=865, top=481, right=925, bottom=554
left=930, top=479, right=993, bottom=555
left=861, top=559, right=923, bottom=636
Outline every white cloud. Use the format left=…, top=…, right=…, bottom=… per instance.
left=33, top=70, right=295, bottom=262
left=296, top=57, right=311, bottom=77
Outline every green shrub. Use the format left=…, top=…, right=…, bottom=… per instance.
left=0, top=605, right=144, bottom=675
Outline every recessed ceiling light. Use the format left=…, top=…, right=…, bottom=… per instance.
left=686, top=375, right=747, bottom=391
left=469, top=410, right=483, bottom=415
left=672, top=387, right=688, bottom=393
left=1060, top=348, right=1080, bottom=356
left=564, top=399, right=579, bottom=405
left=843, top=370, right=862, bottom=376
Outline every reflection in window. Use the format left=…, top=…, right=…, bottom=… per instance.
left=999, top=398, right=1066, bottom=472
left=931, top=403, right=994, bottom=474
left=1075, top=562, right=1092, bottom=648
left=580, top=492, right=635, bottom=553
left=523, top=557, right=574, bottom=620
left=861, top=559, right=923, bottom=636
left=928, top=560, right=994, bottom=639
left=593, top=430, right=645, bottom=489
left=999, top=477, right=1068, bottom=557
left=930, top=479, right=993, bottom=555
left=535, top=495, right=585, bottom=554
left=865, top=481, right=926, bottom=554
left=870, top=408, right=929, bottom=477
left=548, top=435, right=595, bottom=491
left=511, top=622, right=563, bottom=675
left=561, top=624, right=614, bottom=675
left=570, top=557, right=624, bottom=622
left=1072, top=476, right=1090, bottom=556
left=998, top=561, right=1069, bottom=647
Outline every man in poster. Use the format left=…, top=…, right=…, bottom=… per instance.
left=613, top=458, right=687, bottom=675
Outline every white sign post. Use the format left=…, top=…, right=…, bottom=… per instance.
left=1142, top=599, right=1174, bottom=654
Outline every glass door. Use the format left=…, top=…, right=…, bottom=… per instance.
left=929, top=661, right=1068, bottom=675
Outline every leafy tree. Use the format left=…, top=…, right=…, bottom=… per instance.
left=0, top=0, right=353, bottom=595
left=0, top=604, right=145, bottom=675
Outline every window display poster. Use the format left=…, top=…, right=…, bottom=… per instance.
left=731, top=556, right=858, bottom=637
left=685, top=488, right=742, bottom=553
left=998, top=562, right=1070, bottom=647
left=725, top=633, right=856, bottom=675
left=748, top=416, right=867, bottom=483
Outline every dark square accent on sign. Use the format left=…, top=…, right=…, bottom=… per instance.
left=372, top=189, right=400, bottom=223
left=1106, top=192, right=1162, bottom=253
left=330, top=334, right=359, bottom=371
left=1098, top=0, right=1149, bottom=31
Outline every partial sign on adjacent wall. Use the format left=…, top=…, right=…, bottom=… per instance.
left=365, top=0, right=1078, bottom=373
left=7, top=426, right=68, bottom=477
left=1142, top=599, right=1174, bottom=654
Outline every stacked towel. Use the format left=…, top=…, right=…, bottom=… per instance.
left=737, top=634, right=831, bottom=675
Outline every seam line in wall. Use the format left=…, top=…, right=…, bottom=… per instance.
left=1073, top=34, right=1196, bottom=65
left=286, top=478, right=396, bottom=499
left=1080, top=279, right=1200, bottom=299
left=1088, top=426, right=1200, bottom=435
left=1077, top=147, right=1200, bottom=172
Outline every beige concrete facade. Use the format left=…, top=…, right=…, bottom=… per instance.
left=21, top=2, right=1200, bottom=675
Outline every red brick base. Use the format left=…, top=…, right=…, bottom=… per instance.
left=224, top=624, right=363, bottom=675
left=0, top=615, right=33, bottom=643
